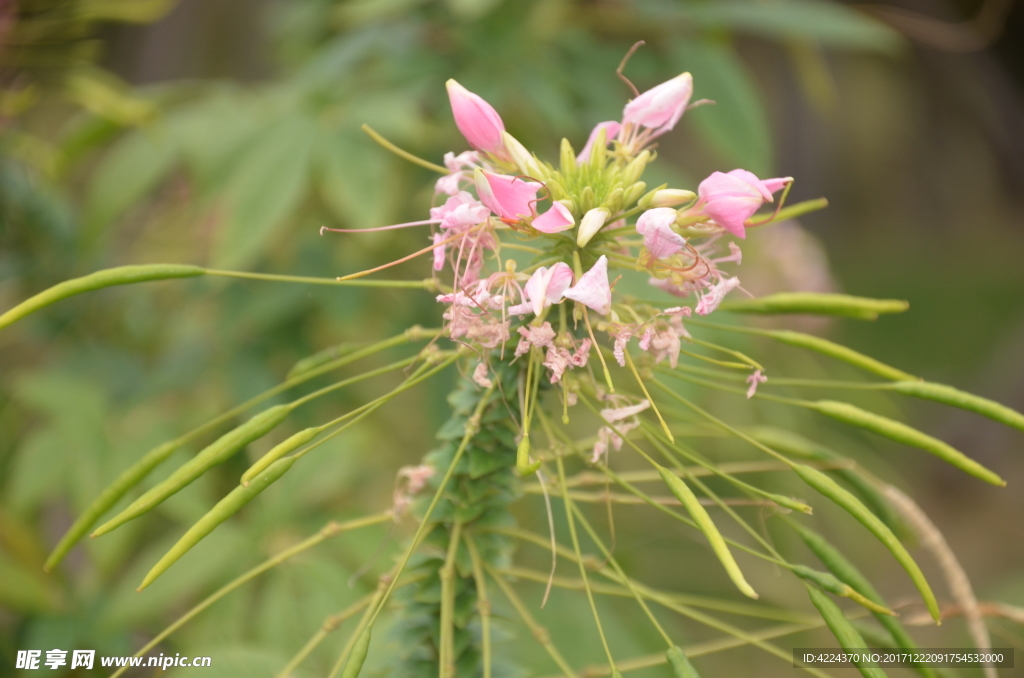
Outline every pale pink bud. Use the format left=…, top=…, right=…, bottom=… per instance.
left=564, top=255, right=612, bottom=316
left=446, top=79, right=505, bottom=154
left=577, top=121, right=621, bottom=162
left=532, top=202, right=575, bottom=233
left=576, top=207, right=610, bottom=247
left=622, top=72, right=693, bottom=136
left=695, top=169, right=791, bottom=238
left=636, top=207, right=686, bottom=260
left=474, top=169, right=540, bottom=220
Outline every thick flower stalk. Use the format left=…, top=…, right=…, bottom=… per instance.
left=10, top=56, right=1024, bottom=678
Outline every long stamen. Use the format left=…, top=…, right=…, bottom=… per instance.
left=337, top=225, right=484, bottom=281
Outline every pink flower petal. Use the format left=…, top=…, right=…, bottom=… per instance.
left=432, top=232, right=446, bottom=271
left=636, top=207, right=686, bottom=259
left=446, top=79, right=506, bottom=154
left=622, top=72, right=693, bottom=136
left=563, top=255, right=612, bottom=316
left=532, top=201, right=575, bottom=233
left=577, top=121, right=621, bottom=162
left=475, top=169, right=540, bottom=220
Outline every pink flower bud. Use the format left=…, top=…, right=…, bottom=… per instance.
left=474, top=169, right=540, bottom=220
left=563, top=255, right=612, bottom=316
left=577, top=121, right=621, bottom=162
left=636, top=207, right=686, bottom=260
left=446, top=79, right=506, bottom=154
left=694, top=169, right=791, bottom=238
left=532, top=201, right=575, bottom=234
left=622, top=72, right=693, bottom=137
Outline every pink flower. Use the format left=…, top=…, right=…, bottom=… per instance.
left=509, top=263, right=573, bottom=316
left=608, top=324, right=633, bottom=367
left=636, top=208, right=686, bottom=260
left=571, top=338, right=592, bottom=367
left=563, top=255, right=612, bottom=316
left=695, top=276, right=741, bottom=316
left=446, top=79, right=506, bottom=154
left=532, top=201, right=575, bottom=234
left=622, top=72, right=693, bottom=137
left=592, top=400, right=650, bottom=463
left=691, top=169, right=792, bottom=238
left=435, top=151, right=479, bottom=195
left=639, top=321, right=682, bottom=368
left=393, top=464, right=436, bottom=517
left=475, top=169, right=541, bottom=220
left=746, top=370, right=767, bottom=399
left=432, top=232, right=446, bottom=271
left=577, top=121, right=621, bottom=162
left=429, top=191, right=490, bottom=231
left=473, top=362, right=493, bottom=388
left=542, top=338, right=593, bottom=384
left=515, top=322, right=556, bottom=357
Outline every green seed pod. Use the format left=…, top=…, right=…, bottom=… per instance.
left=340, top=627, right=373, bottom=678
left=600, top=186, right=624, bottom=214
left=44, top=440, right=180, bottom=571
left=791, top=523, right=937, bottom=678
left=811, top=400, right=1004, bottom=486
left=719, top=292, right=909, bottom=320
left=138, top=457, right=297, bottom=590
left=666, top=646, right=702, bottom=678
left=658, top=467, right=758, bottom=599
left=768, top=330, right=916, bottom=381
left=890, top=381, right=1024, bottom=432
left=93, top=404, right=291, bottom=536
left=622, top=181, right=648, bottom=209
left=241, top=427, right=319, bottom=486
left=559, top=138, right=577, bottom=174
left=791, top=565, right=894, bottom=616
left=621, top=150, right=651, bottom=186
left=0, top=264, right=205, bottom=331
left=287, top=342, right=372, bottom=378
left=516, top=435, right=540, bottom=476
left=792, top=464, right=940, bottom=621
left=746, top=426, right=905, bottom=536
left=805, top=585, right=889, bottom=678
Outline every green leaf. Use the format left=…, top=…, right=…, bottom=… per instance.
left=672, top=38, right=773, bottom=175
left=212, top=115, right=318, bottom=268
left=677, top=0, right=904, bottom=54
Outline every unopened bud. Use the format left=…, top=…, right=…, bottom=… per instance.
left=623, top=181, right=648, bottom=208
left=600, top=187, right=624, bottom=213
left=647, top=188, right=696, bottom=208
left=621, top=150, right=651, bottom=185
left=559, top=138, right=577, bottom=174
left=501, top=131, right=544, bottom=179
left=577, top=208, right=610, bottom=247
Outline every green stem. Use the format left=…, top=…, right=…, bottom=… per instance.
left=205, top=268, right=434, bottom=288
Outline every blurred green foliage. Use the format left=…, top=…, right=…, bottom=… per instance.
left=2, top=1, right=1023, bottom=676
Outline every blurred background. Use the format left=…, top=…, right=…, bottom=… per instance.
left=1, top=0, right=1023, bottom=676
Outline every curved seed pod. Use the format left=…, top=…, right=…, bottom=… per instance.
left=44, top=440, right=179, bottom=571
left=890, top=381, right=1024, bottom=432
left=811, top=400, right=1004, bottom=486
left=666, top=646, right=702, bottom=678
left=791, top=565, right=894, bottom=616
left=792, top=464, right=940, bottom=622
left=241, top=427, right=319, bottom=486
left=658, top=467, right=758, bottom=599
left=0, top=264, right=205, bottom=331
left=720, top=292, right=908, bottom=320
left=340, top=627, right=372, bottom=678
left=805, top=585, right=889, bottom=678
left=138, top=457, right=297, bottom=590
left=93, top=404, right=291, bottom=536
left=792, top=523, right=937, bottom=678
left=768, top=330, right=916, bottom=381
left=746, top=426, right=905, bottom=535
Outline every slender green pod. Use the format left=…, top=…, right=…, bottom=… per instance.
left=746, top=426, right=904, bottom=535
left=791, top=464, right=940, bottom=622
left=0, top=264, right=205, bottom=331
left=810, top=400, right=1004, bottom=486
left=791, top=565, right=894, bottom=616
left=44, top=440, right=179, bottom=571
left=769, top=330, right=916, bottom=381
left=792, top=523, right=937, bottom=678
left=657, top=467, right=758, bottom=599
left=340, top=627, right=372, bottom=678
left=720, top=292, right=908, bottom=320
left=241, top=427, right=319, bottom=486
left=287, top=341, right=374, bottom=378
left=138, top=457, right=297, bottom=590
left=889, top=381, right=1024, bottom=432
left=805, top=585, right=888, bottom=678
left=93, top=404, right=291, bottom=536
left=666, top=646, right=702, bottom=678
